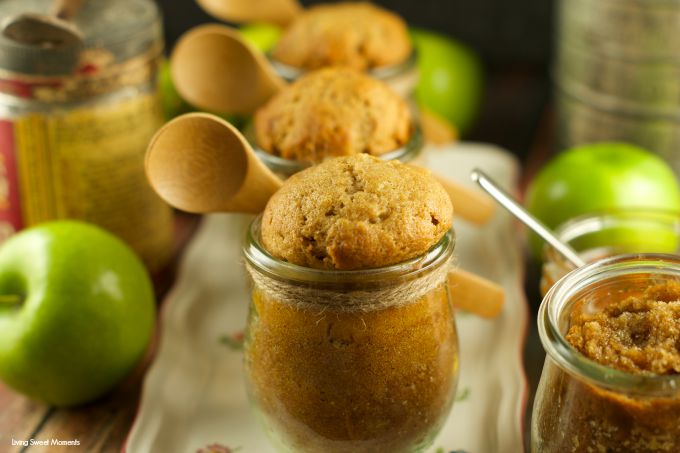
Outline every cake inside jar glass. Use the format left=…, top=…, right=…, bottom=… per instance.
left=271, top=2, right=412, bottom=72
left=242, top=153, right=459, bottom=453
left=254, top=66, right=417, bottom=173
left=532, top=254, right=680, bottom=452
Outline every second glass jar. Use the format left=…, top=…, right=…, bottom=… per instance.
left=242, top=216, right=458, bottom=453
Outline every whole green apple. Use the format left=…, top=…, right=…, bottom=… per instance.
left=526, top=142, right=680, bottom=258
left=0, top=221, right=155, bottom=406
left=410, top=28, right=484, bottom=134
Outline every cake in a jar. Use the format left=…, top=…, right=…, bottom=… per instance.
left=271, top=2, right=412, bottom=72
left=254, top=67, right=412, bottom=164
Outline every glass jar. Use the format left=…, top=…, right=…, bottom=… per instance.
left=250, top=123, right=423, bottom=179
left=269, top=50, right=419, bottom=100
left=0, top=0, right=172, bottom=271
left=242, top=216, right=458, bottom=453
left=540, top=210, right=680, bottom=296
left=532, top=254, right=680, bottom=452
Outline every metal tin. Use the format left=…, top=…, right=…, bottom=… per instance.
left=554, top=0, right=680, bottom=173
left=0, top=0, right=172, bottom=271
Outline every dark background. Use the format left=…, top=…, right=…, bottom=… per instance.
left=155, top=0, right=555, bottom=66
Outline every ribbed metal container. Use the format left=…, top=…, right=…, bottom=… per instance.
left=554, top=0, right=680, bottom=173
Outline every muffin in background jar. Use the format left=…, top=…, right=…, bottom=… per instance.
left=252, top=67, right=422, bottom=178
left=269, top=2, right=418, bottom=98
left=540, top=209, right=680, bottom=296
left=533, top=254, right=680, bottom=452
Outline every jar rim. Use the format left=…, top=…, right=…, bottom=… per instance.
left=543, top=208, right=680, bottom=266
left=539, top=253, right=680, bottom=395
left=267, top=48, right=418, bottom=83
left=251, top=123, right=423, bottom=178
left=243, top=214, right=455, bottom=285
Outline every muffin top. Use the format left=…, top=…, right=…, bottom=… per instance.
left=255, top=67, right=412, bottom=164
left=261, top=154, right=453, bottom=270
left=271, top=2, right=412, bottom=71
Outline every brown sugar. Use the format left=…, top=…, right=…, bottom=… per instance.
left=254, top=67, right=412, bottom=164
left=246, top=284, right=458, bottom=453
left=534, top=282, right=680, bottom=452
left=260, top=153, right=453, bottom=270
left=271, top=2, right=412, bottom=71
left=567, top=283, right=680, bottom=375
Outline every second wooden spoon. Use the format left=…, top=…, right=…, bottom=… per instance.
left=171, top=24, right=286, bottom=115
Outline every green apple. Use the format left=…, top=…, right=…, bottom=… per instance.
left=158, top=57, right=193, bottom=121
left=0, top=221, right=155, bottom=406
left=239, top=23, right=282, bottom=53
left=410, top=28, right=484, bottom=134
left=526, top=142, right=680, bottom=258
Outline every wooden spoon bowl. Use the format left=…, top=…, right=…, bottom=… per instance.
left=145, top=113, right=282, bottom=214
left=197, top=0, right=301, bottom=26
left=170, top=24, right=285, bottom=115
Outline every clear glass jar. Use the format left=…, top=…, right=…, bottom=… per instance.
left=532, top=254, right=680, bottom=452
left=269, top=50, right=419, bottom=100
left=242, top=216, right=458, bottom=453
left=250, top=124, right=423, bottom=179
left=540, top=210, right=680, bottom=296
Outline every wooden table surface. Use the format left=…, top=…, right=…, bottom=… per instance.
left=0, top=65, right=553, bottom=453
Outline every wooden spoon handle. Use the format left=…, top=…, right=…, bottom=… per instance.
left=448, top=268, right=505, bottom=318
left=433, top=174, right=496, bottom=225
left=52, top=0, right=84, bottom=20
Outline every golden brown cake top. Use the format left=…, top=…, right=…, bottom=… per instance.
left=271, top=2, right=412, bottom=71
left=261, top=154, right=453, bottom=270
left=255, top=67, right=412, bottom=164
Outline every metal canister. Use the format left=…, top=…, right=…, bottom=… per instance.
left=0, top=0, right=172, bottom=272
left=554, top=0, right=680, bottom=173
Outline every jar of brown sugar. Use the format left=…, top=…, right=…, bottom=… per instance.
left=533, top=253, right=680, bottom=452
left=242, top=154, right=459, bottom=453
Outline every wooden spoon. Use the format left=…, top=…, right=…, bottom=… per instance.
left=196, top=0, right=301, bottom=26
left=448, top=268, right=505, bottom=318
left=145, top=112, right=282, bottom=214
left=170, top=24, right=286, bottom=115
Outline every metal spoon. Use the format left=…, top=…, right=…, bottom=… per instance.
left=3, top=0, right=84, bottom=48
left=470, top=168, right=586, bottom=268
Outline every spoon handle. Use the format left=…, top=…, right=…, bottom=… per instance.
left=448, top=268, right=505, bottom=318
left=470, top=168, right=585, bottom=268
left=52, top=0, right=84, bottom=20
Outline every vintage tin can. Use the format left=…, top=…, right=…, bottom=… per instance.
left=554, top=0, right=680, bottom=173
left=0, top=0, right=173, bottom=271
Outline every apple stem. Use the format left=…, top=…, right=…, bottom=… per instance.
left=0, top=294, right=23, bottom=306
